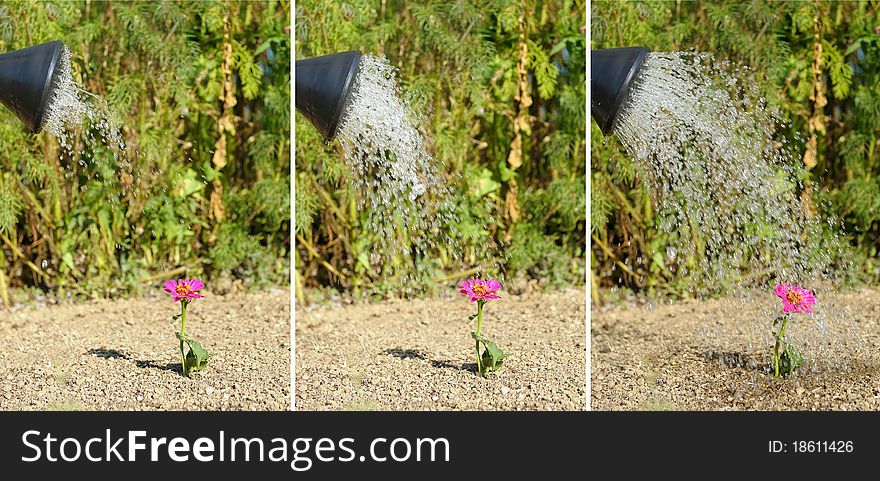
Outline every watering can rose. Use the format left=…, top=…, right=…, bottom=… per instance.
left=770, top=283, right=815, bottom=378
left=164, top=279, right=212, bottom=377
left=459, top=278, right=507, bottom=377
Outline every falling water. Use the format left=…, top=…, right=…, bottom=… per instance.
left=334, top=54, right=498, bottom=287
left=40, top=45, right=141, bottom=201
left=610, top=52, right=861, bottom=376
left=337, top=54, right=430, bottom=202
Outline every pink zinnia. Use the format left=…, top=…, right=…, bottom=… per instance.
left=163, top=279, right=205, bottom=303
left=459, top=278, right=501, bottom=303
left=774, top=283, right=815, bottom=314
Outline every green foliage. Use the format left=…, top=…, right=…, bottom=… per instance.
left=773, top=315, right=802, bottom=378
left=296, top=0, right=586, bottom=297
left=0, top=1, right=290, bottom=301
left=472, top=331, right=507, bottom=375
left=177, top=333, right=213, bottom=373
left=778, top=340, right=803, bottom=377
left=592, top=0, right=880, bottom=296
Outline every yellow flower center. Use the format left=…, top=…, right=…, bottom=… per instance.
left=786, top=290, right=802, bottom=305
left=472, top=283, right=488, bottom=296
left=175, top=284, right=192, bottom=296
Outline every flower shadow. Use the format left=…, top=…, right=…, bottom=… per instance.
left=384, top=347, right=479, bottom=374
left=383, top=347, right=428, bottom=360
left=135, top=359, right=181, bottom=373
left=430, top=359, right=478, bottom=374
left=87, top=348, right=130, bottom=360
left=700, top=350, right=764, bottom=371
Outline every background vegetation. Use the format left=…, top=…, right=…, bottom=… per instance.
left=296, top=0, right=586, bottom=301
left=591, top=0, right=880, bottom=300
left=0, top=1, right=290, bottom=304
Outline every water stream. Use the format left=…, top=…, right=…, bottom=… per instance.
left=334, top=54, right=499, bottom=288
left=41, top=45, right=140, bottom=202
left=610, top=51, right=861, bottom=376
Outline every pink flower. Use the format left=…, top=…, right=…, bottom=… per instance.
left=459, top=278, right=501, bottom=303
left=163, top=278, right=205, bottom=303
left=774, top=283, right=815, bottom=314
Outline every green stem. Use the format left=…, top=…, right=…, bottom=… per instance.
left=180, top=301, right=188, bottom=377
left=774, top=315, right=789, bottom=378
left=475, top=300, right=484, bottom=377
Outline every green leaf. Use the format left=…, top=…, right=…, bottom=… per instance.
left=474, top=168, right=501, bottom=197
left=357, top=252, right=371, bottom=271
left=550, top=36, right=580, bottom=55
left=62, top=252, right=76, bottom=271
left=527, top=39, right=558, bottom=99
left=778, top=340, right=803, bottom=377
left=176, top=332, right=212, bottom=373
left=651, top=251, right=665, bottom=270
left=184, top=338, right=212, bottom=372
left=467, top=313, right=477, bottom=324
left=481, top=338, right=507, bottom=371
left=844, top=38, right=862, bottom=57
left=234, top=42, right=263, bottom=100
left=823, top=40, right=853, bottom=100
left=254, top=36, right=284, bottom=55
left=471, top=332, right=507, bottom=374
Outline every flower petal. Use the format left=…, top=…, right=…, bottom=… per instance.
left=774, top=283, right=789, bottom=298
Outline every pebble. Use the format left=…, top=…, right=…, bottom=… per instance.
left=206, top=387, right=215, bottom=395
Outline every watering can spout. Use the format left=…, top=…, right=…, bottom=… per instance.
left=0, top=40, right=64, bottom=133
left=295, top=50, right=363, bottom=140
left=591, top=46, right=650, bottom=135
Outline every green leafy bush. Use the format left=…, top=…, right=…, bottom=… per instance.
left=0, top=1, right=290, bottom=303
left=591, top=0, right=878, bottom=298
left=295, top=0, right=586, bottom=300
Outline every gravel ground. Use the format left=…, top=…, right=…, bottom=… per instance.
left=295, top=290, right=586, bottom=411
left=0, top=290, right=290, bottom=411
left=592, top=288, right=880, bottom=410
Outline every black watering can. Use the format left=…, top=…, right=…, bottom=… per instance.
left=295, top=50, right=363, bottom=140
left=591, top=46, right=650, bottom=135
left=0, top=40, right=65, bottom=133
